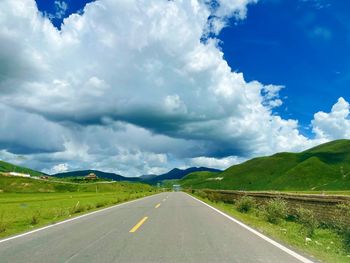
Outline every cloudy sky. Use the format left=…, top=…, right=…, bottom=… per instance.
left=0, top=0, right=349, bottom=176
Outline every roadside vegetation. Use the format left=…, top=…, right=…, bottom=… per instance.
left=193, top=191, right=350, bottom=263
left=0, top=176, right=157, bottom=238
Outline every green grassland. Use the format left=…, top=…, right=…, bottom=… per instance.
left=0, top=176, right=157, bottom=238
left=193, top=194, right=350, bottom=263
left=179, top=140, right=350, bottom=191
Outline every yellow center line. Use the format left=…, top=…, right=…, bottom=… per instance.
left=129, top=217, right=148, bottom=233
left=155, top=203, right=161, bottom=209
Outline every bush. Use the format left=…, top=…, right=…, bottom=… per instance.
left=96, top=201, right=107, bottom=208
left=333, top=203, right=350, bottom=230
left=70, top=201, right=86, bottom=214
left=264, top=198, right=288, bottom=224
left=86, top=204, right=95, bottom=210
left=197, top=191, right=208, bottom=199
left=75, top=205, right=86, bottom=213
left=334, top=203, right=350, bottom=252
left=55, top=208, right=68, bottom=218
left=295, top=207, right=318, bottom=237
left=0, top=213, right=7, bottom=233
left=343, top=228, right=350, bottom=252
left=31, top=211, right=40, bottom=225
left=236, top=196, right=256, bottom=213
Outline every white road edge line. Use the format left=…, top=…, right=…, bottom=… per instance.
left=0, top=192, right=164, bottom=244
left=187, top=193, right=314, bottom=263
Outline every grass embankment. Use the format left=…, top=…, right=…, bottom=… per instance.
left=192, top=193, right=350, bottom=263
left=0, top=176, right=157, bottom=238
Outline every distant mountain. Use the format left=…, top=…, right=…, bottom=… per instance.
left=53, top=167, right=222, bottom=183
left=0, top=160, right=44, bottom=177
left=179, top=139, right=350, bottom=191
left=148, top=167, right=222, bottom=183
left=53, top=170, right=140, bottom=182
left=139, top=174, right=158, bottom=180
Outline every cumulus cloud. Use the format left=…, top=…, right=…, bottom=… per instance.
left=0, top=104, right=65, bottom=154
left=44, top=163, right=69, bottom=174
left=312, top=97, right=350, bottom=140
left=0, top=0, right=348, bottom=176
left=189, top=156, right=246, bottom=170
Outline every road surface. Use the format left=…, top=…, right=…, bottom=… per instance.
left=0, top=192, right=313, bottom=263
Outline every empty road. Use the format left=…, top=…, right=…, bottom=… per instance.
left=0, top=192, right=314, bottom=263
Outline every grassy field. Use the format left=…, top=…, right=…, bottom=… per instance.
left=178, top=140, right=350, bottom=191
left=192, top=194, right=350, bottom=263
left=0, top=176, right=157, bottom=238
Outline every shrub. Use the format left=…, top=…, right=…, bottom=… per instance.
left=70, top=201, right=86, bottom=214
left=96, top=201, right=107, bottom=208
left=55, top=208, right=68, bottom=218
left=264, top=198, right=288, bottom=224
left=0, top=213, right=7, bottom=233
left=342, top=228, right=350, bottom=252
left=31, top=211, right=40, bottom=225
left=295, top=207, right=318, bottom=237
left=74, top=205, right=86, bottom=213
left=236, top=196, right=256, bottom=213
left=334, top=203, right=350, bottom=229
left=334, top=203, right=350, bottom=252
left=86, top=204, right=95, bottom=210
left=197, top=191, right=208, bottom=199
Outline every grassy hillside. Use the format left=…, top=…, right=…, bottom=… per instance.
left=0, top=160, right=44, bottom=177
left=179, top=139, right=350, bottom=191
left=179, top=171, right=220, bottom=188
left=0, top=176, right=153, bottom=193
left=146, top=167, right=222, bottom=183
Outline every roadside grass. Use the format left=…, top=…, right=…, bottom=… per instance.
left=0, top=176, right=158, bottom=238
left=0, top=175, right=152, bottom=193
left=0, top=191, right=157, bottom=238
left=192, top=194, right=350, bottom=263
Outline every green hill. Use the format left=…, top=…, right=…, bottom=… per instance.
left=0, top=160, right=44, bottom=177
left=179, top=139, right=350, bottom=191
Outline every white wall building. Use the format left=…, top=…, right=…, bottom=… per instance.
left=9, top=172, right=31, bottom=178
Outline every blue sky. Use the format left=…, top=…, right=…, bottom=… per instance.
left=0, top=0, right=349, bottom=175
left=35, top=0, right=95, bottom=29
left=219, top=0, right=350, bottom=136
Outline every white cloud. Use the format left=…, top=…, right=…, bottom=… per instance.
left=204, top=0, right=258, bottom=35
left=0, top=104, right=66, bottom=154
left=312, top=97, right=350, bottom=140
left=190, top=156, right=246, bottom=170
left=0, top=0, right=348, bottom=176
left=44, top=163, right=69, bottom=174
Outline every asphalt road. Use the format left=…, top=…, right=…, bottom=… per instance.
left=0, top=192, right=313, bottom=263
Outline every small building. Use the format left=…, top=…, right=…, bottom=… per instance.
left=9, top=172, right=30, bottom=178
left=85, top=173, right=98, bottom=180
